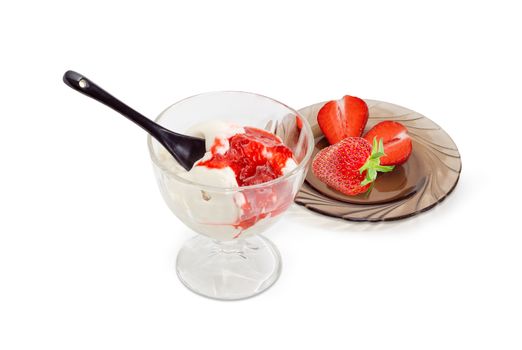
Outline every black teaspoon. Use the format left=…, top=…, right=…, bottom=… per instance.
left=63, top=70, right=206, bottom=171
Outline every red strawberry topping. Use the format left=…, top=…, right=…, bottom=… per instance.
left=198, top=127, right=294, bottom=186
left=197, top=127, right=296, bottom=233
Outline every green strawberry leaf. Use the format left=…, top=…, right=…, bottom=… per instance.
left=378, top=138, right=385, bottom=155
left=375, top=164, right=395, bottom=172
left=360, top=177, right=373, bottom=186
left=358, top=137, right=395, bottom=193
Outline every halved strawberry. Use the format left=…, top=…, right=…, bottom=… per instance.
left=317, top=95, right=369, bottom=145
left=363, top=121, right=412, bottom=166
left=312, top=137, right=394, bottom=196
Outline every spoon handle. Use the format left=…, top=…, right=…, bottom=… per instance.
left=63, top=70, right=166, bottom=139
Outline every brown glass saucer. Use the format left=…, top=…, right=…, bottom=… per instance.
left=295, top=99, right=462, bottom=221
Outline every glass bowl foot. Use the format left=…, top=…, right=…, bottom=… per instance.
left=176, top=234, right=282, bottom=300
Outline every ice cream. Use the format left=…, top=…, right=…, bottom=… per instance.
left=155, top=121, right=297, bottom=240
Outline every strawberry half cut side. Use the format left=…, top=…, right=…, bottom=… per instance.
left=363, top=121, right=412, bottom=166
left=317, top=95, right=369, bottom=145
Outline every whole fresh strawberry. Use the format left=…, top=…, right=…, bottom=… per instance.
left=363, top=121, right=412, bottom=165
left=312, top=137, right=394, bottom=196
left=317, top=95, right=369, bottom=145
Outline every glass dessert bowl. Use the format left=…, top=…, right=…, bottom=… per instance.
left=147, top=91, right=314, bottom=300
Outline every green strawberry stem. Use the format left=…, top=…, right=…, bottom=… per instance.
left=359, top=137, right=395, bottom=187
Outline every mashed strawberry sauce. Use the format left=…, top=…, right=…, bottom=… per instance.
left=198, top=127, right=294, bottom=186
left=196, top=127, right=296, bottom=234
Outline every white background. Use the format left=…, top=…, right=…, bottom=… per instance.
left=1, top=1, right=521, bottom=349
